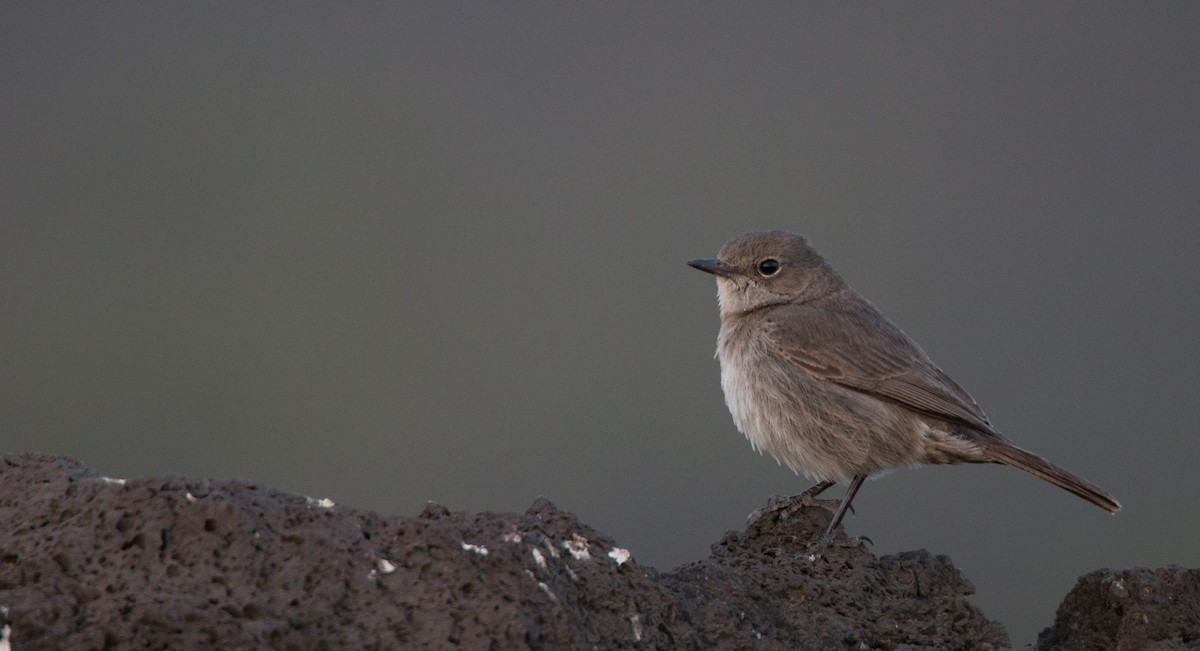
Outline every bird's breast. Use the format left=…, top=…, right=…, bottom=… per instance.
left=715, top=320, right=790, bottom=458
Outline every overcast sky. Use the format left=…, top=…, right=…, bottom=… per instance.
left=4, top=3, right=1199, bottom=644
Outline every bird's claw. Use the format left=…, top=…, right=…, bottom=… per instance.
left=747, top=492, right=851, bottom=526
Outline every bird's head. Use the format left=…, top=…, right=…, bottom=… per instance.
left=688, top=230, right=841, bottom=316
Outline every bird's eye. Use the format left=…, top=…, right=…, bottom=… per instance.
left=757, top=258, right=781, bottom=276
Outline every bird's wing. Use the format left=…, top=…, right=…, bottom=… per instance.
left=765, top=301, right=996, bottom=435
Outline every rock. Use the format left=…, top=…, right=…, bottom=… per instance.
left=662, top=502, right=1008, bottom=649
left=1037, top=566, right=1200, bottom=650
left=0, top=453, right=1010, bottom=649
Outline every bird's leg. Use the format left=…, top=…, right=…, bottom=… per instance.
left=797, top=479, right=838, bottom=506
left=819, top=474, right=866, bottom=541
left=747, top=480, right=839, bottom=525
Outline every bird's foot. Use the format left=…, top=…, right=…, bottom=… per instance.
left=746, top=492, right=847, bottom=526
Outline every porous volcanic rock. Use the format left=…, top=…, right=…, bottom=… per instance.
left=662, top=502, right=1008, bottom=649
left=1037, top=566, right=1200, bottom=650
left=0, top=453, right=1010, bottom=649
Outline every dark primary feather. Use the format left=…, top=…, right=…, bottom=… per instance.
left=765, top=297, right=998, bottom=436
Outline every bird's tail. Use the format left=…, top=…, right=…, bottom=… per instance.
left=980, top=439, right=1121, bottom=513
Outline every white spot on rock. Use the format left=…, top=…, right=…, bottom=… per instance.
left=562, top=534, right=591, bottom=561
left=630, top=614, right=643, bottom=642
left=531, top=548, right=546, bottom=569
left=608, top=547, right=631, bottom=566
left=376, top=559, right=396, bottom=574
left=305, top=496, right=335, bottom=509
left=461, top=542, right=489, bottom=556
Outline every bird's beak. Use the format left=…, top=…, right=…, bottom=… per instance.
left=687, top=258, right=734, bottom=277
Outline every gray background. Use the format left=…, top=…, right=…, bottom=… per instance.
left=4, top=3, right=1197, bottom=644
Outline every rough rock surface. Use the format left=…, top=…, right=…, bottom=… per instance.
left=1, top=453, right=1010, bottom=649
left=1037, top=566, right=1200, bottom=650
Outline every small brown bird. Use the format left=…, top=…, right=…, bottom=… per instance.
left=689, top=231, right=1119, bottom=540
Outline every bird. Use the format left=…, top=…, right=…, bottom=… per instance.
left=688, top=230, right=1120, bottom=541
